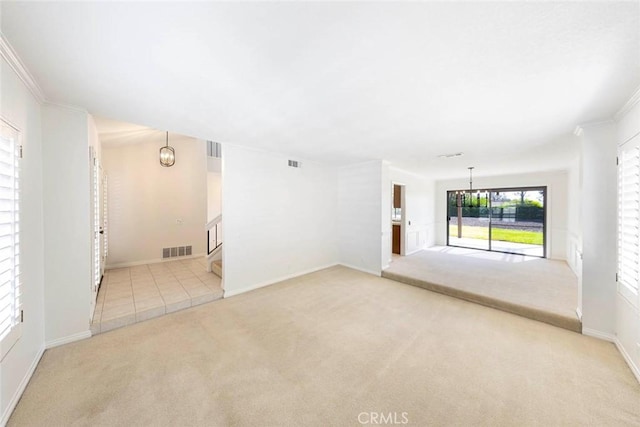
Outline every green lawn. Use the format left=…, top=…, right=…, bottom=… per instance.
left=449, top=225, right=543, bottom=245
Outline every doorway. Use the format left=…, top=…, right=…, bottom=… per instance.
left=392, top=184, right=404, bottom=255
left=447, top=186, right=546, bottom=257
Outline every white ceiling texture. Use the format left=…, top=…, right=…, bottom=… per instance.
left=2, top=1, right=639, bottom=178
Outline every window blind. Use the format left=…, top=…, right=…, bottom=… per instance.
left=0, top=120, right=21, bottom=345
left=618, top=146, right=640, bottom=293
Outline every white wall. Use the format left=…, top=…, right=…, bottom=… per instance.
left=381, top=163, right=392, bottom=268
left=434, top=170, right=571, bottom=260
left=579, top=122, right=618, bottom=337
left=207, top=172, right=222, bottom=221
left=386, top=166, right=435, bottom=265
left=207, top=156, right=222, bottom=222
left=565, top=151, right=583, bottom=315
left=0, top=56, right=46, bottom=425
left=102, top=136, right=207, bottom=267
left=88, top=115, right=101, bottom=165
left=338, top=160, right=383, bottom=275
left=42, top=104, right=92, bottom=345
left=615, top=100, right=640, bottom=379
left=222, top=144, right=338, bottom=296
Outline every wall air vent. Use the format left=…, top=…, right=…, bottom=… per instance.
left=163, top=245, right=194, bottom=259
left=207, top=141, right=222, bottom=158
left=288, top=160, right=301, bottom=168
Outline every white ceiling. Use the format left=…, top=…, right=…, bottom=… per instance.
left=2, top=1, right=638, bottom=178
left=92, top=116, right=195, bottom=148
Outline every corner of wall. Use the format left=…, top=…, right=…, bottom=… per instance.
left=0, top=345, right=45, bottom=426
left=42, top=105, right=93, bottom=344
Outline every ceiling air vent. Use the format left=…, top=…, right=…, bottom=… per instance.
left=288, top=160, right=301, bottom=168
left=438, top=152, right=464, bottom=159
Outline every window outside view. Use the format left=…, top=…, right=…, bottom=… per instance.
left=447, top=188, right=545, bottom=257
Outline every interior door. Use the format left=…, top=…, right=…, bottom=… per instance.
left=90, top=147, right=102, bottom=319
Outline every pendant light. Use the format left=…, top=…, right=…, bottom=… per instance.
left=159, top=131, right=175, bottom=167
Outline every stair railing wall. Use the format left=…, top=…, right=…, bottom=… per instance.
left=207, top=215, right=223, bottom=255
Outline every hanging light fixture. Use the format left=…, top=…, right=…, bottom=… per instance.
left=159, top=131, right=175, bottom=167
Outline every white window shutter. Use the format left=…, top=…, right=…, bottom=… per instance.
left=618, top=146, right=640, bottom=294
left=0, top=119, right=21, bottom=359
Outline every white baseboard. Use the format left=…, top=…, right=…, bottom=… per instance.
left=382, top=264, right=390, bottom=270
left=338, top=263, right=381, bottom=277
left=1, top=345, right=45, bottom=426
left=45, top=330, right=92, bottom=349
left=582, top=327, right=616, bottom=342
left=105, top=253, right=206, bottom=270
left=575, top=307, right=583, bottom=321
left=615, top=338, right=640, bottom=384
left=580, top=329, right=640, bottom=385
left=224, top=263, right=339, bottom=298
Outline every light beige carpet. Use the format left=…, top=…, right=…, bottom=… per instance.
left=383, top=247, right=581, bottom=332
left=9, top=266, right=640, bottom=426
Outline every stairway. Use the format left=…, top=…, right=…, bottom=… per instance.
left=206, top=214, right=223, bottom=276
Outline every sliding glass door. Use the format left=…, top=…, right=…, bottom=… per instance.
left=447, top=187, right=546, bottom=257
left=447, top=190, right=490, bottom=250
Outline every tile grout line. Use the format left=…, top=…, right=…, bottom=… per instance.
left=102, top=267, right=135, bottom=329
left=99, top=260, right=222, bottom=333
left=176, top=271, right=195, bottom=307
left=129, top=266, right=146, bottom=316
left=132, top=264, right=162, bottom=318
left=151, top=267, right=169, bottom=314
left=129, top=267, right=136, bottom=315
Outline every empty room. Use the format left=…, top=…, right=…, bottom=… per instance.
left=1, top=1, right=640, bottom=426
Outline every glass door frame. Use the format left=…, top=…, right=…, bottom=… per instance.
left=446, top=185, right=547, bottom=258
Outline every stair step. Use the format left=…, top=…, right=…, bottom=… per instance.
left=381, top=270, right=582, bottom=333
left=211, top=260, right=222, bottom=278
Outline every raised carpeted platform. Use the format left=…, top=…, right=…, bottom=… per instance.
left=382, top=247, right=581, bottom=333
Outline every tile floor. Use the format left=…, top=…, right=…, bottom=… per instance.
left=91, top=257, right=223, bottom=335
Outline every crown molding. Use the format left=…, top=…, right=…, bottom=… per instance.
left=615, top=84, right=640, bottom=122
left=574, top=119, right=616, bottom=136
left=43, top=101, right=88, bottom=115
left=0, top=32, right=46, bottom=104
